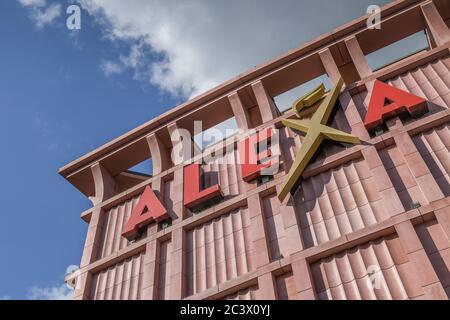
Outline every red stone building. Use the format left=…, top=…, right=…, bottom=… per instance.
left=61, top=0, right=450, bottom=300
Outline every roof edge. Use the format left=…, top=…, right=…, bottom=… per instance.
left=59, top=0, right=421, bottom=177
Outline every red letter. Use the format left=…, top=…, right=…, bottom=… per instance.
left=365, top=80, right=427, bottom=130
left=239, top=128, right=275, bottom=182
left=183, top=163, right=221, bottom=209
left=122, top=186, right=168, bottom=240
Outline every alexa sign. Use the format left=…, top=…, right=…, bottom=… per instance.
left=122, top=78, right=428, bottom=240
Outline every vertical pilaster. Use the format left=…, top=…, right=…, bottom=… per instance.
left=251, top=80, right=280, bottom=123
left=72, top=271, right=92, bottom=300
left=395, top=220, right=447, bottom=299
left=276, top=185, right=303, bottom=256
left=386, top=117, right=444, bottom=204
left=147, top=132, right=171, bottom=176
left=247, top=193, right=277, bottom=299
left=147, top=177, right=164, bottom=237
left=90, top=162, right=116, bottom=206
left=79, top=208, right=103, bottom=268
left=257, top=272, right=277, bottom=300
left=170, top=227, right=186, bottom=299
left=421, top=1, right=450, bottom=47
left=248, top=193, right=271, bottom=267
left=291, top=258, right=317, bottom=300
left=228, top=91, right=251, bottom=131
left=434, top=206, right=450, bottom=241
left=172, top=167, right=185, bottom=221
left=141, top=240, right=159, bottom=300
left=318, top=48, right=341, bottom=84
left=345, top=36, right=372, bottom=79
left=361, top=146, right=405, bottom=217
left=75, top=206, right=103, bottom=300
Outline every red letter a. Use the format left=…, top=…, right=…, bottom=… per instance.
left=122, top=186, right=168, bottom=240
left=365, top=80, right=427, bottom=130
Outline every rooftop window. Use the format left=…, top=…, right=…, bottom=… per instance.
left=128, top=159, right=152, bottom=176
left=365, top=31, right=430, bottom=71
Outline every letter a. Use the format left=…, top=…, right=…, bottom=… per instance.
left=122, top=186, right=168, bottom=240
left=365, top=80, right=427, bottom=130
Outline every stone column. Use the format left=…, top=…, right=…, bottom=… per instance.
left=74, top=206, right=103, bottom=299
left=90, top=162, right=116, bottom=206
left=434, top=206, right=450, bottom=241
left=251, top=80, right=279, bottom=123
left=421, top=1, right=450, bottom=47
left=386, top=117, right=444, bottom=204
left=75, top=163, right=117, bottom=299
left=147, top=132, right=171, bottom=176
left=361, top=146, right=405, bottom=217
left=345, top=36, right=372, bottom=80
left=170, top=227, right=186, bottom=299
left=247, top=193, right=276, bottom=299
left=395, top=220, right=447, bottom=299
left=276, top=185, right=303, bottom=257
left=141, top=240, right=159, bottom=300
left=228, top=91, right=251, bottom=131
left=291, top=258, right=317, bottom=300
left=256, top=272, right=277, bottom=299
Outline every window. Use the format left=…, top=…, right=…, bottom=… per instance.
left=128, top=159, right=152, bottom=176
left=365, top=31, right=430, bottom=71
left=274, top=74, right=332, bottom=112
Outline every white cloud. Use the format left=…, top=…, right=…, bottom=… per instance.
left=19, top=0, right=46, bottom=7
left=18, top=0, right=62, bottom=29
left=0, top=296, right=11, bottom=300
left=28, top=284, right=74, bottom=300
left=100, top=60, right=124, bottom=77
left=78, top=0, right=388, bottom=99
left=28, top=266, right=79, bottom=300
left=33, top=3, right=62, bottom=29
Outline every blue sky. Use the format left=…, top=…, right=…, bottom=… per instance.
left=0, top=0, right=412, bottom=299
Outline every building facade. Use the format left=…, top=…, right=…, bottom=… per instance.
left=61, top=0, right=450, bottom=300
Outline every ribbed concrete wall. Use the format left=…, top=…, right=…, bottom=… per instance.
left=89, top=252, right=145, bottom=300
left=186, top=208, right=254, bottom=296
left=296, top=159, right=389, bottom=248
left=311, top=235, right=415, bottom=300
left=97, top=196, right=139, bottom=259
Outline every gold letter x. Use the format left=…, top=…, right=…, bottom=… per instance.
left=277, top=78, right=360, bottom=202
